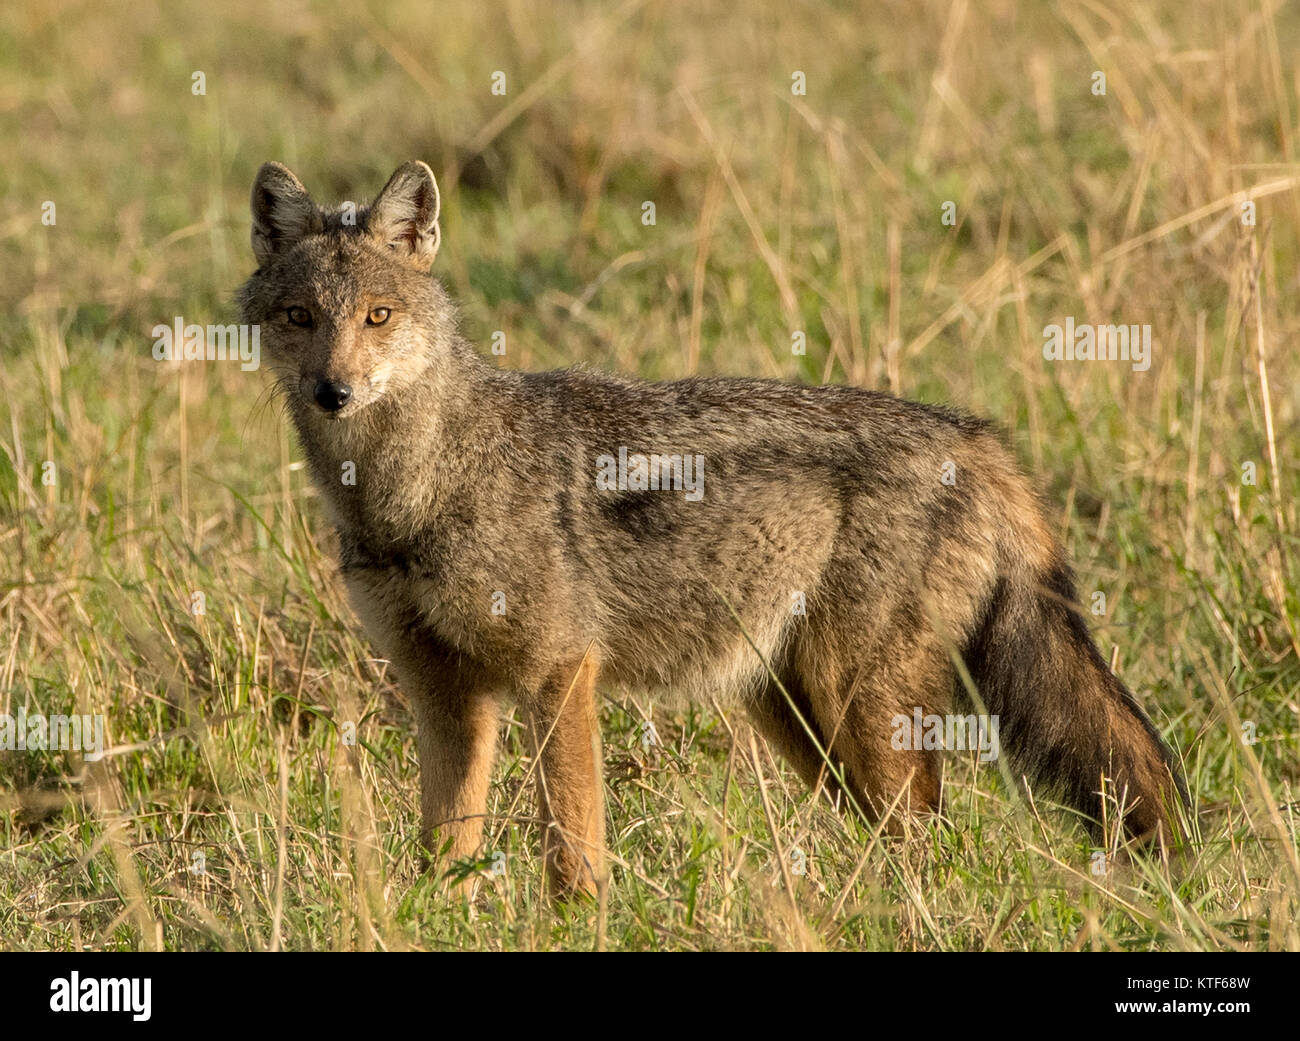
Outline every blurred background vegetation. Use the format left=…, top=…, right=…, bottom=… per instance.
left=0, top=0, right=1297, bottom=950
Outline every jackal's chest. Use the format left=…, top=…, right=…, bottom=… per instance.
left=337, top=530, right=448, bottom=636
left=339, top=562, right=514, bottom=698
left=334, top=526, right=521, bottom=679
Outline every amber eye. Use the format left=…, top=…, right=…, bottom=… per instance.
left=366, top=307, right=391, bottom=326
left=287, top=307, right=312, bottom=327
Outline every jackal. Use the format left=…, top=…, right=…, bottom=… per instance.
left=238, top=160, right=1187, bottom=896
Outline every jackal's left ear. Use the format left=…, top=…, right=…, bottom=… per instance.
left=367, top=161, right=441, bottom=270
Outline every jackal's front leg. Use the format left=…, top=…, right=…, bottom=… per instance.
left=525, top=653, right=607, bottom=899
left=410, top=690, right=499, bottom=878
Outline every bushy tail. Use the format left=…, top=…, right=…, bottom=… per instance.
left=963, top=557, right=1187, bottom=841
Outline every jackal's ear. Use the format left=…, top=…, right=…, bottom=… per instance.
left=250, top=162, right=322, bottom=267
left=367, top=161, right=441, bottom=270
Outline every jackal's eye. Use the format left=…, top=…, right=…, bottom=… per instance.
left=366, top=307, right=391, bottom=326
left=286, top=307, right=312, bottom=327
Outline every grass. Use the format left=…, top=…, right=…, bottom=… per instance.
left=1, top=0, right=1297, bottom=951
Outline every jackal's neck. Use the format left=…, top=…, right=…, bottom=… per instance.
left=291, top=337, right=508, bottom=546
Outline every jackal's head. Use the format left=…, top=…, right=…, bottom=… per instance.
left=238, top=161, right=454, bottom=418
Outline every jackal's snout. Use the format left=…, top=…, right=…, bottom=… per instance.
left=312, top=378, right=352, bottom=412
left=296, top=365, right=377, bottom=416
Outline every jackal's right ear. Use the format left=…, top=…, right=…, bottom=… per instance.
left=367, top=161, right=441, bottom=271
left=250, top=162, right=323, bottom=267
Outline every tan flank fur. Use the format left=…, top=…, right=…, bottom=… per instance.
left=239, top=161, right=1188, bottom=897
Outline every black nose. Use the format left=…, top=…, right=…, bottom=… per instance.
left=313, top=380, right=352, bottom=412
